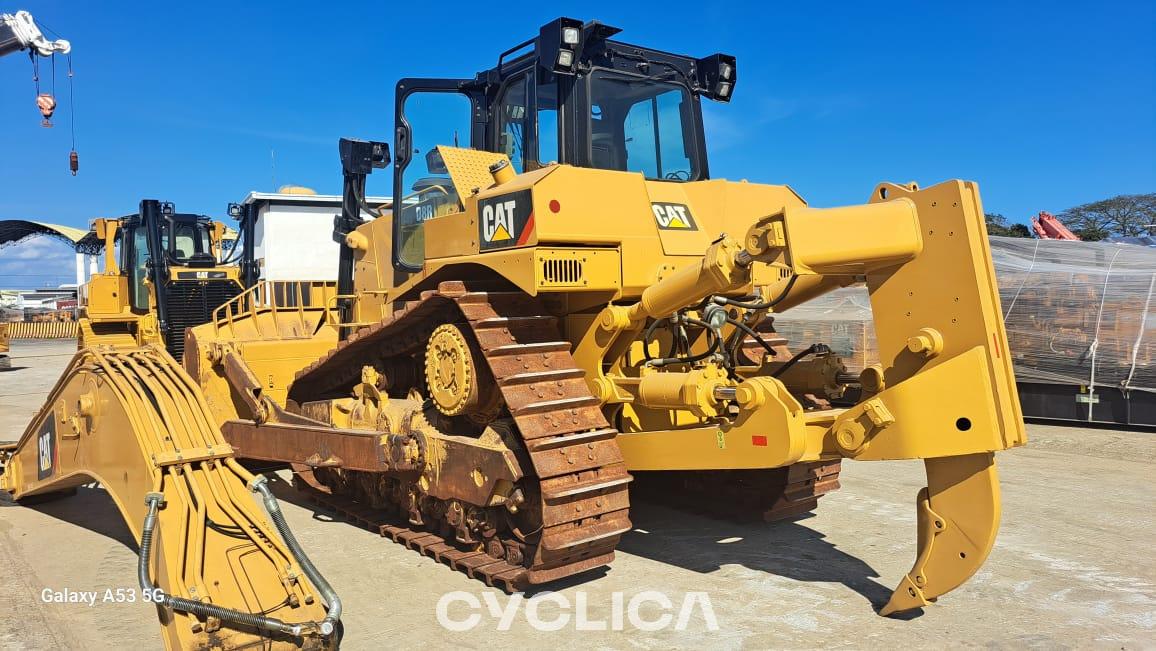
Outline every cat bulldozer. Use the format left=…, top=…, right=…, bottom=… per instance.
left=182, top=16, right=1025, bottom=619
left=77, top=198, right=259, bottom=361
left=0, top=199, right=341, bottom=649
left=1, top=17, right=1027, bottom=649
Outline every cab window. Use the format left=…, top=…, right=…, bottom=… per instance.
left=497, top=74, right=529, bottom=172
left=165, top=221, right=212, bottom=263
left=127, top=227, right=150, bottom=312
left=395, top=91, right=472, bottom=270
left=589, top=71, right=696, bottom=181
left=536, top=79, right=559, bottom=166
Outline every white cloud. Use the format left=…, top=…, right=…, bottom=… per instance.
left=0, top=238, right=77, bottom=288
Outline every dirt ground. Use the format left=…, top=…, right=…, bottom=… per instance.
left=1, top=339, right=1153, bottom=649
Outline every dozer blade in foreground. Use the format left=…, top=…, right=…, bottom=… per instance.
left=0, top=345, right=340, bottom=650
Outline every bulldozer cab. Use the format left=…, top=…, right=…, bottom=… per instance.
left=391, top=17, right=734, bottom=271
left=121, top=205, right=219, bottom=309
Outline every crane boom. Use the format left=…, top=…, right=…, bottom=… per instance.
left=0, top=10, right=69, bottom=59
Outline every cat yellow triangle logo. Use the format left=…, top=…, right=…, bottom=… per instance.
left=651, top=202, right=699, bottom=231
left=482, top=197, right=518, bottom=243
left=491, top=223, right=512, bottom=241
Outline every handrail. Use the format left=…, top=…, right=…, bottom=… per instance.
left=212, top=280, right=340, bottom=338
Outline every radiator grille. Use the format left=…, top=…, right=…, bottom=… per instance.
left=540, top=258, right=585, bottom=286
left=163, top=280, right=242, bottom=360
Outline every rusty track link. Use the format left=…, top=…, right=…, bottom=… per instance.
left=293, top=468, right=543, bottom=592
left=288, top=281, right=632, bottom=591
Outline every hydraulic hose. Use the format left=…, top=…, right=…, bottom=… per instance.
left=641, top=316, right=667, bottom=362
left=725, top=318, right=777, bottom=357
left=138, top=493, right=311, bottom=638
left=713, top=274, right=799, bottom=311
left=771, top=343, right=831, bottom=378
left=250, top=475, right=342, bottom=636
left=646, top=317, right=722, bottom=368
left=139, top=476, right=342, bottom=640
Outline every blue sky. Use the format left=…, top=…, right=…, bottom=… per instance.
left=1, top=0, right=1153, bottom=288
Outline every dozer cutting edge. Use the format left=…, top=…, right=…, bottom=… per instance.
left=179, top=15, right=1025, bottom=622
left=1, top=202, right=341, bottom=649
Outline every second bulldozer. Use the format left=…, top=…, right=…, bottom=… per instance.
left=186, top=17, right=1025, bottom=616
left=77, top=198, right=255, bottom=360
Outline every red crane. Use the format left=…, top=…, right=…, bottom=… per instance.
left=1031, top=211, right=1081, bottom=240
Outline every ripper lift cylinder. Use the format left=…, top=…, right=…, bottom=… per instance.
left=776, top=200, right=923, bottom=275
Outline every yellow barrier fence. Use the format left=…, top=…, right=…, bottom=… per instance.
left=7, top=321, right=78, bottom=339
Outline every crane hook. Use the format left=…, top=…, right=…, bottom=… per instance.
left=36, top=93, right=56, bottom=127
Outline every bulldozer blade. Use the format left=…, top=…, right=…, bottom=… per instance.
left=880, top=452, right=1000, bottom=616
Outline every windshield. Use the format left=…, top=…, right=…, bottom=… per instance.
left=588, top=70, right=697, bottom=181
left=164, top=221, right=214, bottom=264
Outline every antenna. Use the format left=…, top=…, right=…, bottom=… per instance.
left=270, top=148, right=277, bottom=191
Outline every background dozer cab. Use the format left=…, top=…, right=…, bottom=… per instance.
left=185, top=17, right=1025, bottom=616
left=79, top=198, right=257, bottom=360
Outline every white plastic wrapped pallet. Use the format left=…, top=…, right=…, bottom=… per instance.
left=772, top=237, right=1156, bottom=394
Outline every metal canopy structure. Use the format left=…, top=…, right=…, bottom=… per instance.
left=0, top=220, right=88, bottom=251
left=0, top=220, right=96, bottom=287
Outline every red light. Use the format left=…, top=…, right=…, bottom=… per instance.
left=751, top=435, right=768, bottom=447
left=549, top=199, right=561, bottom=213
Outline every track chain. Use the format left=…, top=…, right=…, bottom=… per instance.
left=288, top=281, right=632, bottom=591
left=631, top=461, right=842, bottom=522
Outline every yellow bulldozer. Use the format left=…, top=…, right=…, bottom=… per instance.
left=76, top=199, right=258, bottom=360
left=184, top=16, right=1024, bottom=617
left=1, top=16, right=1026, bottom=650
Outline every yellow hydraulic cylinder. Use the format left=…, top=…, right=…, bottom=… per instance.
left=628, top=236, right=748, bottom=321
left=636, top=367, right=730, bottom=418
left=780, top=199, right=924, bottom=275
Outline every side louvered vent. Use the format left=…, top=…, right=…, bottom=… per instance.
left=163, top=281, right=242, bottom=360
left=541, top=258, right=585, bottom=286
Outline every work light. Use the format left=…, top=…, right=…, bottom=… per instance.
left=538, top=17, right=589, bottom=75
left=696, top=53, right=738, bottom=102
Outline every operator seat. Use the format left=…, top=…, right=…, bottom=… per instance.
left=591, top=133, right=626, bottom=171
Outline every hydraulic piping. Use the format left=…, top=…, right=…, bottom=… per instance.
left=138, top=475, right=341, bottom=641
